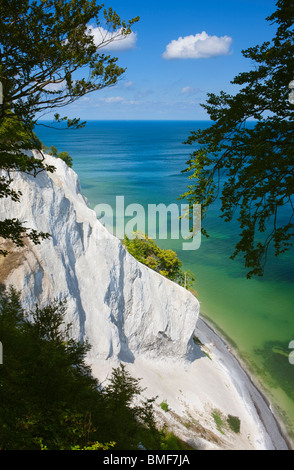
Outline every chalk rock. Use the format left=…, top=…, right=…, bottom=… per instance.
left=0, top=152, right=199, bottom=367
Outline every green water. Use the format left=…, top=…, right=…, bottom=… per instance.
left=36, top=120, right=294, bottom=440
left=179, top=225, right=294, bottom=437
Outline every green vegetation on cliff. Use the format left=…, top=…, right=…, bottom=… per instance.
left=123, top=232, right=195, bottom=289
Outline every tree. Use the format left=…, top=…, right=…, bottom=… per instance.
left=0, top=287, right=162, bottom=450
left=102, top=363, right=161, bottom=450
left=47, top=145, right=73, bottom=167
left=180, top=0, right=294, bottom=278
left=0, top=0, right=139, bottom=253
left=0, top=287, right=99, bottom=449
left=123, top=231, right=196, bottom=289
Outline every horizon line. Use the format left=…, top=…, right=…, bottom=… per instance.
left=37, top=118, right=212, bottom=122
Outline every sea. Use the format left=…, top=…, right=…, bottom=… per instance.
left=35, top=120, right=294, bottom=439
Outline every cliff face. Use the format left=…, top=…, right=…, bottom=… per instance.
left=0, top=152, right=199, bottom=366
left=1, top=152, right=287, bottom=450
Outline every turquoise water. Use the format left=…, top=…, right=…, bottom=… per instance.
left=36, top=120, right=294, bottom=438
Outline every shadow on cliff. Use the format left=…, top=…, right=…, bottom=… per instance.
left=187, top=335, right=212, bottom=363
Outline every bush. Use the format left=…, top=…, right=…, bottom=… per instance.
left=227, top=415, right=241, bottom=433
left=123, top=232, right=195, bottom=289
left=160, top=400, right=169, bottom=412
left=48, top=145, right=73, bottom=167
left=160, top=431, right=193, bottom=450
left=57, top=151, right=73, bottom=168
left=212, top=409, right=241, bottom=435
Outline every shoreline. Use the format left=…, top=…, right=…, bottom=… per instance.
left=102, top=306, right=293, bottom=450
left=196, top=314, right=292, bottom=450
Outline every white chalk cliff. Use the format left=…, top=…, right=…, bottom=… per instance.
left=0, top=152, right=289, bottom=450
left=0, top=152, right=199, bottom=363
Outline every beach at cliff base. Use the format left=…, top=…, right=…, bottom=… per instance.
left=96, top=315, right=291, bottom=451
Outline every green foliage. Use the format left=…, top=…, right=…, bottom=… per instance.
left=47, top=145, right=73, bottom=168
left=0, top=0, right=139, bottom=253
left=181, top=0, right=294, bottom=278
left=0, top=219, right=51, bottom=257
left=71, top=441, right=116, bottom=451
left=0, top=1, right=139, bottom=128
left=0, top=112, right=52, bottom=255
left=160, top=400, right=169, bottom=412
left=101, top=363, right=162, bottom=450
left=212, top=409, right=241, bottom=435
left=123, top=232, right=195, bottom=289
left=0, top=287, right=162, bottom=450
left=212, top=410, right=225, bottom=434
left=227, top=415, right=241, bottom=434
left=57, top=151, right=73, bottom=168
left=160, top=430, right=193, bottom=450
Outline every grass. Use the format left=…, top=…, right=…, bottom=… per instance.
left=212, top=409, right=225, bottom=434
left=212, top=409, right=241, bottom=435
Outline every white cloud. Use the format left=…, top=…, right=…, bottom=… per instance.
left=104, top=96, right=125, bottom=103
left=124, top=81, right=134, bottom=88
left=88, top=26, right=137, bottom=51
left=99, top=96, right=140, bottom=105
left=43, top=80, right=66, bottom=92
left=181, top=86, right=202, bottom=95
left=163, top=31, right=232, bottom=59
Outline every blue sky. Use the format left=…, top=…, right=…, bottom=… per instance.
left=52, top=0, right=277, bottom=121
